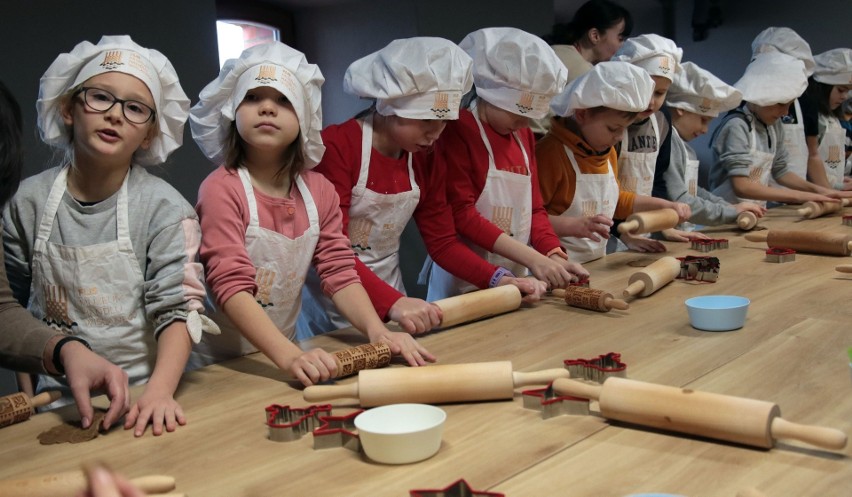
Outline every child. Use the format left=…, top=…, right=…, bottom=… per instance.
left=751, top=27, right=816, bottom=181
left=426, top=27, right=588, bottom=301
left=802, top=48, right=852, bottom=190
left=611, top=33, right=702, bottom=248
left=658, top=62, right=765, bottom=225
left=299, top=37, right=546, bottom=337
left=190, top=42, right=434, bottom=386
left=3, top=36, right=210, bottom=436
left=710, top=52, right=846, bottom=205
left=536, top=61, right=691, bottom=263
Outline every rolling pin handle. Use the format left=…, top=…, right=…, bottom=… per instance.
left=617, top=220, right=639, bottom=235
left=770, top=417, right=847, bottom=450
left=606, top=297, right=630, bottom=311
left=303, top=382, right=360, bottom=402
left=836, top=264, right=852, bottom=273
left=129, top=475, right=177, bottom=494
left=623, top=280, right=645, bottom=298
left=847, top=241, right=852, bottom=254
left=551, top=378, right=603, bottom=401
left=512, top=368, right=570, bottom=387
left=744, top=232, right=769, bottom=243
left=30, top=391, right=62, bottom=409
left=550, top=288, right=567, bottom=298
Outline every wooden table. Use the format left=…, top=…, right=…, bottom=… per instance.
left=1, top=206, right=849, bottom=496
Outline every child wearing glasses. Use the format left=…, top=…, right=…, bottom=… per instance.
left=2, top=36, right=216, bottom=437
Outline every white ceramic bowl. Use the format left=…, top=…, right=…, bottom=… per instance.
left=354, top=403, right=446, bottom=464
left=685, top=295, right=750, bottom=331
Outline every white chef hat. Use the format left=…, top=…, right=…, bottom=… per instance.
left=812, top=48, right=852, bottom=86
left=550, top=61, right=655, bottom=117
left=666, top=62, right=742, bottom=117
left=343, top=37, right=473, bottom=120
left=735, top=52, right=808, bottom=106
left=459, top=27, right=568, bottom=120
left=612, top=34, right=682, bottom=82
left=37, top=35, right=189, bottom=166
left=190, top=42, right=325, bottom=168
left=751, top=27, right=815, bottom=77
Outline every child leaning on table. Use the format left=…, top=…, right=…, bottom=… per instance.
left=2, top=35, right=216, bottom=437
left=190, top=42, right=434, bottom=386
left=709, top=52, right=850, bottom=206
left=536, top=61, right=691, bottom=264
left=655, top=61, right=766, bottom=226
left=425, top=27, right=588, bottom=302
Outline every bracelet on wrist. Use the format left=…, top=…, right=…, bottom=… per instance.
left=52, top=336, right=92, bottom=375
left=489, top=267, right=515, bottom=288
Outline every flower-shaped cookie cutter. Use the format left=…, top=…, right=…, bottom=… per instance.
left=677, top=255, right=720, bottom=282
left=765, top=247, right=796, bottom=263
left=521, top=381, right=590, bottom=419
left=564, top=352, right=627, bottom=383
left=265, top=404, right=331, bottom=442
left=410, top=479, right=505, bottom=497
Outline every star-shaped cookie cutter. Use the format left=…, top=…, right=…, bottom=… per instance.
left=409, top=479, right=505, bottom=497
left=564, top=352, right=627, bottom=383
left=521, top=382, right=590, bottom=419
left=312, top=409, right=363, bottom=452
left=265, top=404, right=331, bottom=442
left=677, top=255, right=720, bottom=282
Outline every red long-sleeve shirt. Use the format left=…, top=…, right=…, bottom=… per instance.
left=314, top=118, right=500, bottom=318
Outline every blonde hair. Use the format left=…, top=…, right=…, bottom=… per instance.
left=223, top=122, right=305, bottom=182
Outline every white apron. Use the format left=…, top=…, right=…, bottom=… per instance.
left=192, top=167, right=319, bottom=365
left=427, top=103, right=533, bottom=300
left=819, top=114, right=846, bottom=188
left=29, top=166, right=152, bottom=404
left=559, top=146, right=619, bottom=263
left=297, top=115, right=420, bottom=338
left=676, top=128, right=700, bottom=231
left=617, top=114, right=660, bottom=196
left=777, top=100, right=808, bottom=181
left=713, top=124, right=774, bottom=208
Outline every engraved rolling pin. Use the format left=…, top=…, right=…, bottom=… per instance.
left=332, top=343, right=392, bottom=379
left=622, top=256, right=681, bottom=298
left=0, top=391, right=61, bottom=428
left=433, top=285, right=522, bottom=328
left=617, top=208, right=679, bottom=235
left=745, top=230, right=852, bottom=256
left=303, top=361, right=569, bottom=407
left=797, top=199, right=850, bottom=219
left=737, top=211, right=758, bottom=230
left=553, top=377, right=847, bottom=450
left=552, top=287, right=629, bottom=312
left=0, top=472, right=176, bottom=497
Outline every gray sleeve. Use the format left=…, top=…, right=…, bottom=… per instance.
left=712, top=118, right=754, bottom=180
left=770, top=123, right=791, bottom=179
left=2, top=184, right=39, bottom=306
left=666, top=136, right=737, bottom=226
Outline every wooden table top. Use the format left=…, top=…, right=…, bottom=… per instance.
left=1, top=206, right=849, bottom=497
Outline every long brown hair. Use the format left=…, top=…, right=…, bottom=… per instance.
left=223, top=121, right=305, bottom=183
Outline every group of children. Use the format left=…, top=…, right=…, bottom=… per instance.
left=2, top=26, right=850, bottom=436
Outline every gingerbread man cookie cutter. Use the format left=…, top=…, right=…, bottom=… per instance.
left=409, top=479, right=505, bottom=497
left=677, top=255, right=720, bottom=282
left=564, top=352, right=627, bottom=383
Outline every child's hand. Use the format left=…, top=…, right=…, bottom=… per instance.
left=565, top=214, right=613, bottom=241
left=77, top=464, right=145, bottom=497
left=668, top=202, right=692, bottom=223
left=388, top=297, right=443, bottom=335
left=843, top=177, right=852, bottom=191
left=620, top=233, right=666, bottom=253
left=550, top=258, right=590, bottom=284
left=734, top=202, right=766, bottom=217
left=529, top=256, right=577, bottom=289
left=289, top=348, right=339, bottom=386
left=661, top=228, right=708, bottom=243
left=377, top=331, right=436, bottom=367
left=499, top=276, right=547, bottom=302
left=124, top=387, right=186, bottom=437
left=796, top=191, right=841, bottom=204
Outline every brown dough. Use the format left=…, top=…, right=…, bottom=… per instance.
left=627, top=258, right=655, bottom=268
left=38, top=411, right=105, bottom=445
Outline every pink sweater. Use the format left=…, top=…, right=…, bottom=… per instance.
left=197, top=166, right=360, bottom=307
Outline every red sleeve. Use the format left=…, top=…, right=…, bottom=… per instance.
left=523, top=129, right=562, bottom=254
left=313, top=120, right=403, bottom=319
left=195, top=167, right=257, bottom=308
left=413, top=152, right=499, bottom=289
left=439, top=114, right=504, bottom=251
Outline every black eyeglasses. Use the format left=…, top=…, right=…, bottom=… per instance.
left=74, top=87, right=156, bottom=124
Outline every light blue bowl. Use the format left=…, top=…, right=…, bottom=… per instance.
left=685, top=295, right=750, bottom=331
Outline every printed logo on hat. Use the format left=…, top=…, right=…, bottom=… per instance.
left=431, top=92, right=450, bottom=118
left=698, top=98, right=714, bottom=114
left=127, top=52, right=152, bottom=79
left=658, top=56, right=672, bottom=76
left=256, top=65, right=278, bottom=84
left=516, top=92, right=534, bottom=114
left=100, top=51, right=125, bottom=71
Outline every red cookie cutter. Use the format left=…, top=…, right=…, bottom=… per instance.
left=765, top=247, right=796, bottom=263
left=410, top=479, right=505, bottom=497
left=564, top=352, right=627, bottom=383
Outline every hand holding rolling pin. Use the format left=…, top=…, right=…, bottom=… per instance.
left=387, top=297, right=443, bottom=335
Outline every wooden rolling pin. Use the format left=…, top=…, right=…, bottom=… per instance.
left=0, top=391, right=61, bottom=428
left=737, top=211, right=758, bottom=230
left=303, top=361, right=569, bottom=407
left=617, top=208, right=679, bottom=235
left=797, top=199, right=850, bottom=219
left=433, top=285, right=522, bottom=328
left=553, top=377, right=847, bottom=450
left=552, top=287, right=629, bottom=312
left=622, top=256, right=681, bottom=298
left=745, top=230, right=852, bottom=256
left=0, top=472, right=175, bottom=497
left=332, top=343, right=392, bottom=379
left=836, top=264, right=852, bottom=273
